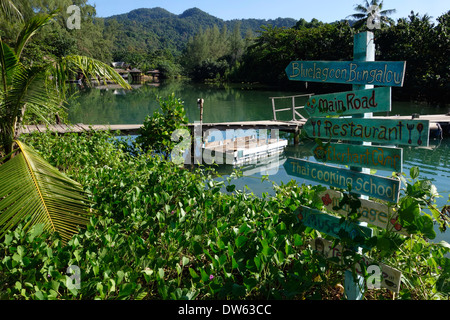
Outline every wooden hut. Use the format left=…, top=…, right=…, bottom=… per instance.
left=147, top=69, right=161, bottom=82
left=129, top=68, right=143, bottom=83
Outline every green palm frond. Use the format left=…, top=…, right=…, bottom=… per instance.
left=0, top=140, right=92, bottom=243
left=15, top=11, right=57, bottom=59
left=0, top=41, right=18, bottom=91
left=62, top=55, right=132, bottom=89
left=348, top=0, right=396, bottom=29
left=0, top=0, right=22, bottom=20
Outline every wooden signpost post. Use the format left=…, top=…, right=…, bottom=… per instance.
left=309, top=237, right=402, bottom=293
left=283, top=31, right=428, bottom=299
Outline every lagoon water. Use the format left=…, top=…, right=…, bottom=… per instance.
left=67, top=81, right=450, bottom=244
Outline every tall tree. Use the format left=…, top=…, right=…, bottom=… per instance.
left=348, top=0, right=396, bottom=30
left=0, top=11, right=130, bottom=243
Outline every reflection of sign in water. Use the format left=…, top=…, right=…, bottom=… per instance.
left=285, top=61, right=406, bottom=87
left=310, top=237, right=402, bottom=293
left=318, top=189, right=409, bottom=236
left=305, top=87, right=391, bottom=117
left=311, top=142, right=403, bottom=172
left=284, top=158, right=400, bottom=203
left=304, top=117, right=430, bottom=147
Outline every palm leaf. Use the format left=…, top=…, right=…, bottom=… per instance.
left=0, top=140, right=92, bottom=243
left=0, top=0, right=22, bottom=20
left=0, top=41, right=18, bottom=92
left=62, top=55, right=132, bottom=89
left=15, top=11, right=57, bottom=59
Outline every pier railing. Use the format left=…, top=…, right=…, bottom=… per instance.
left=270, top=93, right=314, bottom=121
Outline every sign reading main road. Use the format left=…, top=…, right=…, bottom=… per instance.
left=285, top=60, right=406, bottom=87
left=305, top=87, right=391, bottom=117
left=284, top=158, right=401, bottom=203
left=304, top=117, right=430, bottom=147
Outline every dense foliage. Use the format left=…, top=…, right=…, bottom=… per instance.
left=0, top=125, right=447, bottom=300
left=107, top=7, right=296, bottom=56
left=4, top=2, right=448, bottom=103
left=0, top=0, right=116, bottom=64
left=237, top=10, right=450, bottom=104
left=1, top=92, right=449, bottom=300
left=135, top=93, right=189, bottom=156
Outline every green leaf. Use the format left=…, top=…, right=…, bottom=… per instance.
left=294, top=234, right=303, bottom=246
left=200, top=268, right=209, bottom=282
left=417, top=214, right=436, bottom=239
left=15, top=12, right=57, bottom=59
left=410, top=166, right=420, bottom=180
left=34, top=291, right=45, bottom=300
left=0, top=141, right=93, bottom=243
left=399, top=197, right=420, bottom=223
left=135, top=291, right=148, bottom=300
left=439, top=241, right=450, bottom=250
left=235, top=235, right=248, bottom=248
left=189, top=268, right=199, bottom=279
left=226, top=184, right=236, bottom=193
left=182, top=256, right=190, bottom=267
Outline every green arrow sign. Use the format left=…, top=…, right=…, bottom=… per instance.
left=311, top=142, right=403, bottom=172
left=294, top=205, right=373, bottom=247
left=284, top=158, right=401, bottom=202
left=309, top=237, right=402, bottom=292
left=305, top=87, right=391, bottom=117
left=304, top=117, right=430, bottom=147
left=285, top=60, right=406, bottom=87
left=317, top=189, right=409, bottom=236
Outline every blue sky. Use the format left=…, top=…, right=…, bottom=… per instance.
left=87, top=0, right=449, bottom=22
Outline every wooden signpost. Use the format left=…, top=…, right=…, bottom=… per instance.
left=317, top=189, right=409, bottom=236
left=284, top=158, right=400, bottom=203
left=285, top=60, right=406, bottom=87
left=294, top=205, right=373, bottom=247
left=309, top=237, right=402, bottom=293
left=310, top=142, right=403, bottom=172
left=282, top=31, right=423, bottom=299
left=305, top=87, right=392, bottom=117
left=304, top=117, right=430, bottom=147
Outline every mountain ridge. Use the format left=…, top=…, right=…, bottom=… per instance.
left=106, top=7, right=297, bottom=25
left=105, top=7, right=298, bottom=55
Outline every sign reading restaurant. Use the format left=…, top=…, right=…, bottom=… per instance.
left=285, top=61, right=407, bottom=87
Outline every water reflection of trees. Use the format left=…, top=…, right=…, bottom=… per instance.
left=66, top=80, right=308, bottom=124
left=67, top=84, right=162, bottom=124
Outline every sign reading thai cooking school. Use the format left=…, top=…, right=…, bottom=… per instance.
left=284, top=158, right=401, bottom=203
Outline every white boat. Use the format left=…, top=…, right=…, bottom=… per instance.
left=202, top=135, right=288, bottom=166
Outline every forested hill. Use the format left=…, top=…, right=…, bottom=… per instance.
left=106, top=7, right=297, bottom=54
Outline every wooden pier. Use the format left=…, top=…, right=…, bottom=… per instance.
left=18, top=113, right=450, bottom=137
left=18, top=120, right=306, bottom=136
